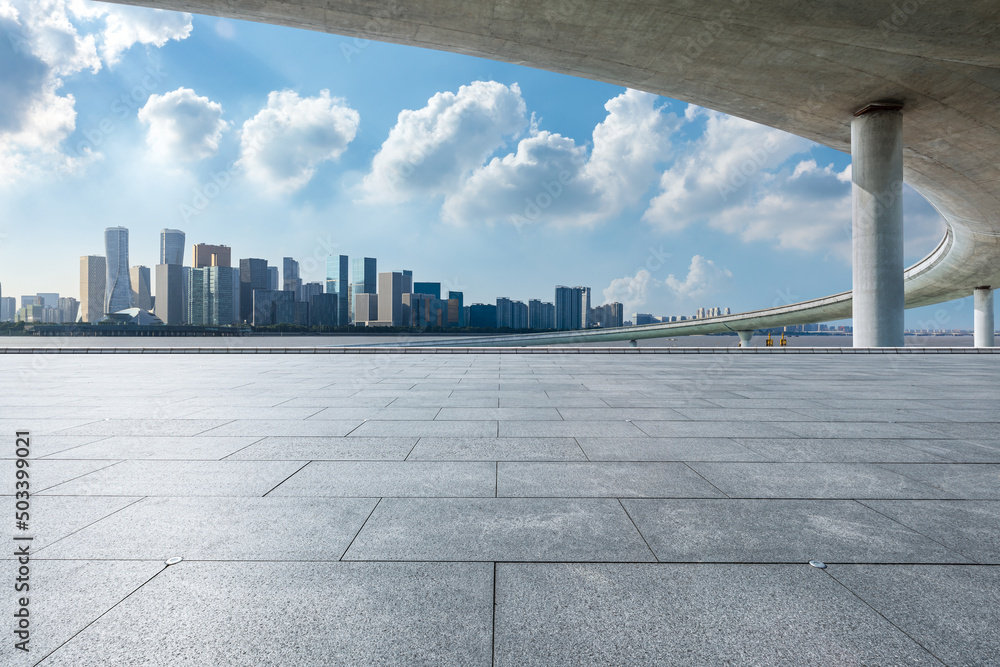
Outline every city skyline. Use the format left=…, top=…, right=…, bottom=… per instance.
left=0, top=3, right=974, bottom=329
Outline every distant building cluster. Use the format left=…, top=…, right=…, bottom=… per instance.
left=2, top=226, right=625, bottom=331
left=631, top=306, right=732, bottom=326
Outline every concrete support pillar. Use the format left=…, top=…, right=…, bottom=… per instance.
left=737, top=330, right=753, bottom=347
left=629, top=339, right=638, bottom=348
left=852, top=104, right=905, bottom=348
left=974, top=286, right=994, bottom=348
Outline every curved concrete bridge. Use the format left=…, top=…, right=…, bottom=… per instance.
left=112, top=0, right=1000, bottom=345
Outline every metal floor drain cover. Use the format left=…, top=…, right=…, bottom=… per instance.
left=809, top=560, right=827, bottom=569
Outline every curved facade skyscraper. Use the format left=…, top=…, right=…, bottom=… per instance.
left=105, top=227, right=134, bottom=314
left=160, top=229, right=185, bottom=265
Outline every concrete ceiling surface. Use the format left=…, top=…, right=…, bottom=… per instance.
left=105, top=0, right=1000, bottom=337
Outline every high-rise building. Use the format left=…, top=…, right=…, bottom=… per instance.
left=354, top=293, right=378, bottom=325
left=591, top=302, right=624, bottom=328
left=80, top=255, right=106, bottom=322
left=309, top=293, right=339, bottom=327
left=469, top=303, right=497, bottom=328
left=239, top=258, right=269, bottom=323
left=188, top=266, right=235, bottom=325
left=448, top=291, right=464, bottom=327
left=351, top=257, right=377, bottom=323
left=283, top=257, right=302, bottom=300
left=401, top=270, right=413, bottom=294
left=252, top=290, right=296, bottom=326
left=414, top=282, right=441, bottom=299
left=37, top=292, right=59, bottom=308
left=154, top=264, right=185, bottom=325
left=301, top=282, right=324, bottom=303
left=267, top=266, right=279, bottom=290
left=130, top=266, right=152, bottom=310
left=512, top=300, right=528, bottom=329
left=58, top=297, right=79, bottom=323
left=160, top=229, right=185, bottom=265
left=192, top=243, right=231, bottom=268
left=0, top=297, right=15, bottom=322
left=326, top=255, right=349, bottom=327
left=529, top=299, right=556, bottom=330
left=104, top=227, right=133, bottom=314
left=496, top=297, right=513, bottom=328
left=377, top=271, right=404, bottom=326
left=554, top=286, right=590, bottom=330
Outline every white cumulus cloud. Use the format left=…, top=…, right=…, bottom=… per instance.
left=362, top=80, right=527, bottom=202
left=0, top=0, right=192, bottom=185
left=442, top=88, right=674, bottom=227
left=602, top=255, right=733, bottom=314
left=138, top=87, right=226, bottom=162
left=238, top=89, right=360, bottom=195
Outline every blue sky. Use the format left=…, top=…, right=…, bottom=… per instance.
left=0, top=1, right=972, bottom=328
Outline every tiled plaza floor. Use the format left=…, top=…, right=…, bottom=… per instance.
left=2, top=353, right=998, bottom=665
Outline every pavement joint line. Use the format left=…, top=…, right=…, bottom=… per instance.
left=37, top=435, right=114, bottom=460
left=189, top=419, right=237, bottom=436
left=491, top=561, right=497, bottom=667
left=32, top=459, right=127, bottom=494
left=822, top=568, right=949, bottom=666
left=680, top=462, right=732, bottom=498
left=617, top=498, right=659, bottom=562
left=340, top=497, right=383, bottom=561
left=32, top=560, right=172, bottom=666
left=218, top=436, right=270, bottom=461
left=24, top=558, right=1000, bottom=565
left=34, top=496, right=149, bottom=556
left=853, top=499, right=982, bottom=563
left=260, top=461, right=312, bottom=497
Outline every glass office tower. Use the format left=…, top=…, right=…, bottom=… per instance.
left=104, top=227, right=134, bottom=314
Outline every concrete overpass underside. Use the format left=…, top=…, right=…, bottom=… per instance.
left=110, top=0, right=1000, bottom=342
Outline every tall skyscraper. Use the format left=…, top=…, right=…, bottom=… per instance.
left=414, top=282, right=441, bottom=299
left=448, top=291, right=464, bottom=327
left=267, top=266, right=279, bottom=290
left=187, top=266, right=235, bottom=325
left=351, top=257, right=376, bottom=323
left=555, top=285, right=581, bottom=331
left=80, top=255, right=106, bottom=322
left=160, top=229, right=185, bottom=265
left=239, top=258, right=269, bottom=323
left=130, top=266, right=152, bottom=310
left=326, top=255, right=349, bottom=327
left=496, top=297, right=513, bottom=328
left=104, top=227, right=133, bottom=314
left=0, top=297, right=15, bottom=322
left=155, top=264, right=185, bottom=325
left=377, top=271, right=403, bottom=326
left=283, top=257, right=302, bottom=300
left=192, top=243, right=231, bottom=268
left=578, top=286, right=592, bottom=329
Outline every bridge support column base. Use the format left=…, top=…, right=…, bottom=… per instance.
left=974, top=287, right=994, bottom=348
left=737, top=331, right=754, bottom=347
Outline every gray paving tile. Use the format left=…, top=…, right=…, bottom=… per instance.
left=0, top=459, right=120, bottom=494
left=408, top=437, right=586, bottom=461
left=494, top=563, right=939, bottom=666
left=556, top=407, right=690, bottom=421
left=1, top=434, right=109, bottom=459
left=831, top=565, right=1000, bottom=667
left=734, top=438, right=952, bottom=463
left=41, top=562, right=492, bottom=667
left=499, top=420, right=647, bottom=437
left=199, top=419, right=363, bottom=436
left=41, top=436, right=261, bottom=460
left=776, top=422, right=942, bottom=439
left=860, top=500, right=1000, bottom=564
left=577, top=437, right=764, bottom=461
left=307, top=407, right=441, bottom=420
left=787, top=408, right=949, bottom=423
left=879, top=463, right=1000, bottom=499
left=689, top=462, right=951, bottom=499
left=43, top=497, right=377, bottom=560
left=0, top=418, right=103, bottom=435
left=269, top=461, right=496, bottom=497
left=348, top=419, right=498, bottom=437
left=179, top=407, right=323, bottom=420
left=632, top=420, right=798, bottom=438
left=436, top=407, right=563, bottom=420
left=0, top=496, right=140, bottom=551
left=500, top=395, right=609, bottom=408
left=228, top=436, right=417, bottom=460
left=344, top=498, right=655, bottom=561
left=53, top=419, right=232, bottom=436
left=0, top=561, right=164, bottom=667
left=675, top=408, right=816, bottom=421
left=899, top=439, right=1000, bottom=462
left=915, top=422, right=1000, bottom=439
left=391, top=395, right=499, bottom=408
left=623, top=499, right=968, bottom=563
left=499, top=462, right=726, bottom=498
left=38, top=460, right=304, bottom=497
